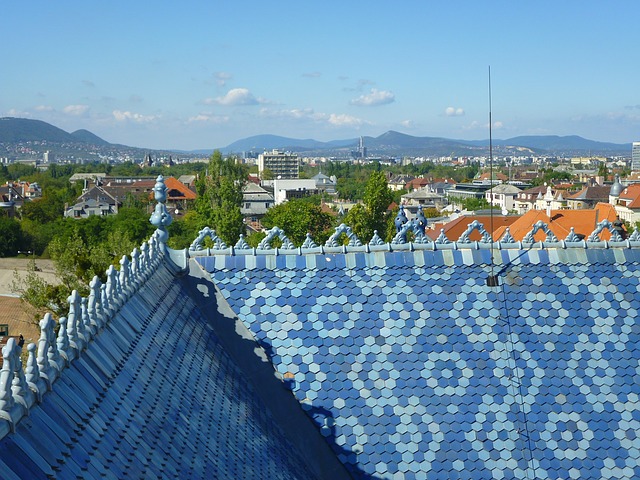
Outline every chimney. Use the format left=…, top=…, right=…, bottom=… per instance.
left=544, top=185, right=554, bottom=218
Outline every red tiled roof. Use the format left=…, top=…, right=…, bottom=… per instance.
left=164, top=177, right=197, bottom=200
left=493, top=203, right=619, bottom=241
left=619, top=184, right=640, bottom=209
left=427, top=215, right=519, bottom=242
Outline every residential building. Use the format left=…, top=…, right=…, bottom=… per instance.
left=388, top=174, right=414, bottom=191
left=266, top=178, right=318, bottom=205
left=632, top=142, right=640, bottom=172
left=65, top=176, right=195, bottom=218
left=566, top=183, right=611, bottom=209
left=611, top=182, right=640, bottom=223
left=515, top=185, right=548, bottom=214
left=258, top=150, right=299, bottom=179
left=242, top=183, right=274, bottom=223
left=485, top=184, right=522, bottom=212
left=64, top=185, right=118, bottom=218
left=400, top=187, right=447, bottom=209
left=475, top=171, right=508, bottom=185
left=0, top=183, right=24, bottom=217
left=404, top=177, right=430, bottom=191
left=311, top=172, right=337, bottom=194
left=446, top=182, right=493, bottom=202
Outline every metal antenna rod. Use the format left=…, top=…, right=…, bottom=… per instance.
left=487, top=66, right=499, bottom=287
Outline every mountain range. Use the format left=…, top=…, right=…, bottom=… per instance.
left=0, top=117, right=633, bottom=159
left=222, top=131, right=632, bottom=157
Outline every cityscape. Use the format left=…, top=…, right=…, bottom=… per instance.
left=2, top=1, right=640, bottom=479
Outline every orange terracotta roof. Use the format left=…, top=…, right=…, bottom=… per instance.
left=0, top=297, right=40, bottom=345
left=164, top=177, right=197, bottom=200
left=426, top=215, right=519, bottom=242
left=478, top=172, right=507, bottom=181
left=493, top=203, right=619, bottom=241
left=619, top=184, right=640, bottom=209
left=405, top=178, right=429, bottom=189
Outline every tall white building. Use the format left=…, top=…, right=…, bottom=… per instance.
left=257, top=150, right=299, bottom=179
left=632, top=142, right=640, bottom=172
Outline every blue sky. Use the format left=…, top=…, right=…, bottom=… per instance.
left=2, top=1, right=639, bottom=150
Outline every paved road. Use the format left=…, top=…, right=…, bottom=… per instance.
left=0, top=258, right=59, bottom=296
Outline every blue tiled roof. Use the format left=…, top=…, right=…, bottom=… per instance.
left=4, top=177, right=640, bottom=480
left=201, top=247, right=640, bottom=479
left=0, top=264, right=323, bottom=479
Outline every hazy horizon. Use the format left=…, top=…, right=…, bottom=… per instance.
left=2, top=1, right=639, bottom=150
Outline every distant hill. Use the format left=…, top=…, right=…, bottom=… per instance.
left=1, top=117, right=632, bottom=158
left=222, top=134, right=354, bottom=154
left=224, top=130, right=632, bottom=157
left=0, top=117, right=109, bottom=144
left=497, top=135, right=627, bottom=153
left=70, top=129, right=109, bottom=145
left=0, top=117, right=76, bottom=143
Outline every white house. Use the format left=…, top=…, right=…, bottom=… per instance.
left=485, top=184, right=522, bottom=212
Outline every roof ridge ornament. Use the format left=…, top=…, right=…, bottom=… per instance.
left=302, top=233, right=318, bottom=249
left=326, top=224, right=362, bottom=247
left=500, top=227, right=516, bottom=244
left=588, top=219, right=623, bottom=243
left=435, top=229, right=451, bottom=244
left=149, top=175, right=172, bottom=244
left=565, top=227, right=582, bottom=243
left=234, top=234, right=252, bottom=250
left=369, top=230, right=386, bottom=246
left=457, top=220, right=493, bottom=244
left=257, top=226, right=296, bottom=250
left=523, top=220, right=558, bottom=243
left=190, top=227, right=228, bottom=251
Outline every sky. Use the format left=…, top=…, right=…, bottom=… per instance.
left=2, top=1, right=639, bottom=151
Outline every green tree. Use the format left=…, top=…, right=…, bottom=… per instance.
left=261, top=167, right=274, bottom=180
left=109, top=207, right=154, bottom=245
left=19, top=190, right=67, bottom=223
left=167, top=210, right=202, bottom=250
left=598, top=162, right=609, bottom=178
left=0, top=217, right=23, bottom=257
left=261, top=199, right=334, bottom=245
left=11, top=260, right=68, bottom=318
left=195, top=151, right=247, bottom=245
left=363, top=171, right=394, bottom=235
left=343, top=172, right=394, bottom=242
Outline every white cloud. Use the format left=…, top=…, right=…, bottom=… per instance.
left=5, top=108, right=30, bottom=117
left=34, top=105, right=54, bottom=112
left=259, top=108, right=366, bottom=128
left=205, top=88, right=262, bottom=106
left=214, top=72, right=232, bottom=87
left=112, top=110, right=158, bottom=123
left=327, top=113, right=364, bottom=127
left=259, top=108, right=317, bottom=120
left=82, top=80, right=95, bottom=87
left=400, top=120, right=415, bottom=129
left=187, top=113, right=229, bottom=124
left=349, top=88, right=395, bottom=107
left=302, top=71, right=321, bottom=78
left=63, top=104, right=90, bottom=116
left=445, top=106, right=465, bottom=117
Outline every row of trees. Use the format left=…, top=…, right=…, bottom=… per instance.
left=6, top=152, right=442, bottom=318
